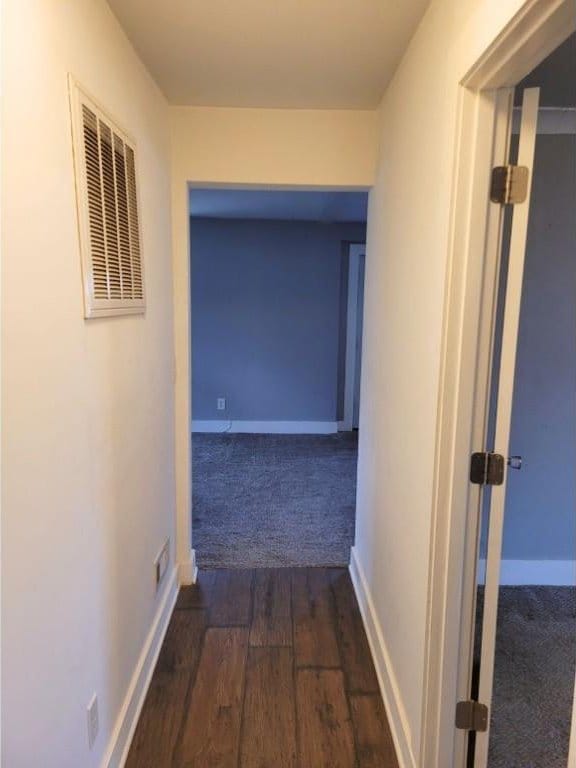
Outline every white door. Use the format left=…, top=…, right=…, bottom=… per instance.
left=472, top=87, right=540, bottom=768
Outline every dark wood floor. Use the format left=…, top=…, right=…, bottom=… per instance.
left=126, top=568, right=399, bottom=768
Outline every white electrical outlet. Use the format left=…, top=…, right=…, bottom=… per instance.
left=87, top=694, right=99, bottom=749
left=217, top=397, right=226, bottom=411
left=154, top=538, right=170, bottom=589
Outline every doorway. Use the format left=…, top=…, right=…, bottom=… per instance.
left=462, top=35, right=576, bottom=768
left=420, top=5, right=576, bottom=766
left=189, top=188, right=368, bottom=568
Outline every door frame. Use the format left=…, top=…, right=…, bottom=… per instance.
left=340, top=242, right=366, bottom=432
left=172, top=183, right=371, bottom=585
left=420, top=2, right=575, bottom=767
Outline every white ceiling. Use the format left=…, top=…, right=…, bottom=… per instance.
left=190, top=189, right=368, bottom=222
left=107, top=0, right=430, bottom=109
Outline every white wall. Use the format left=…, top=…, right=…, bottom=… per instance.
left=1, top=2, right=175, bottom=766
left=171, top=106, right=378, bottom=188
left=353, top=0, right=540, bottom=764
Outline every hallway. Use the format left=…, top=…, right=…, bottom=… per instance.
left=126, top=568, right=398, bottom=767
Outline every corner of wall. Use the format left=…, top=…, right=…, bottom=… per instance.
left=178, top=548, right=198, bottom=585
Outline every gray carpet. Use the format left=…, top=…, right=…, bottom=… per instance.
left=475, top=587, right=576, bottom=768
left=192, top=432, right=357, bottom=568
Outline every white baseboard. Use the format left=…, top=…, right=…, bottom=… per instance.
left=191, top=420, right=338, bottom=435
left=349, top=547, right=417, bottom=768
left=477, top=558, right=576, bottom=586
left=178, top=548, right=198, bottom=585
left=102, top=567, right=179, bottom=768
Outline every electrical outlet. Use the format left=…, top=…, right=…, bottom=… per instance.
left=154, top=538, right=170, bottom=589
left=87, top=694, right=99, bottom=749
left=217, top=397, right=226, bottom=411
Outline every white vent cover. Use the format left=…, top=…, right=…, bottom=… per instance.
left=69, top=78, right=145, bottom=318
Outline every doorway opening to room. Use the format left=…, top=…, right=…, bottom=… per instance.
left=189, top=188, right=368, bottom=569
left=421, top=9, right=576, bottom=767
left=455, top=33, right=576, bottom=768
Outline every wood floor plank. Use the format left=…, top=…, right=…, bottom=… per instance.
left=209, top=569, right=254, bottom=626
left=126, top=611, right=207, bottom=767
left=239, top=647, right=297, bottom=768
left=330, top=569, right=379, bottom=693
left=296, top=668, right=356, bottom=768
left=249, top=568, right=292, bottom=646
left=175, top=570, right=216, bottom=611
left=350, top=694, right=399, bottom=768
left=177, top=627, right=248, bottom=768
left=155, top=608, right=206, bottom=678
left=125, top=674, right=191, bottom=768
left=292, top=568, right=340, bottom=667
left=129, top=568, right=396, bottom=768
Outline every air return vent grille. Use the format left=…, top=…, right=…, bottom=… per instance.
left=70, top=78, right=145, bottom=317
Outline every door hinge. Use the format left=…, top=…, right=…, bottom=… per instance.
left=455, top=700, right=489, bottom=732
left=490, top=165, right=529, bottom=204
left=470, top=452, right=504, bottom=485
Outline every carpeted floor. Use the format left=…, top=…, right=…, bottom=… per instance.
left=474, top=586, right=576, bottom=768
left=192, top=432, right=358, bottom=568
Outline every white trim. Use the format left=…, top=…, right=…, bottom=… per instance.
left=173, top=181, right=193, bottom=615
left=192, top=419, right=338, bottom=434
left=340, top=244, right=365, bottom=432
left=349, top=547, right=417, bottom=768
left=513, top=106, right=576, bottom=134
left=477, top=559, right=576, bottom=586
left=101, top=567, right=179, bottom=768
left=178, top=548, right=197, bottom=585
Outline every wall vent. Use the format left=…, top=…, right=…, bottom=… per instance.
left=69, top=77, right=145, bottom=318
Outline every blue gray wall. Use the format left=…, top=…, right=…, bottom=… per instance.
left=481, top=134, right=576, bottom=568
left=191, top=218, right=366, bottom=422
left=502, top=134, right=576, bottom=561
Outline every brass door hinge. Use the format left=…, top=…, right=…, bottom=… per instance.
left=455, top=700, right=489, bottom=732
left=490, top=165, right=529, bottom=204
left=470, top=452, right=504, bottom=485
